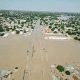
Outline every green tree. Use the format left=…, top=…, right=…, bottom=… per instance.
left=56, top=65, right=64, bottom=72
left=0, top=25, right=4, bottom=32
left=65, top=71, right=70, bottom=75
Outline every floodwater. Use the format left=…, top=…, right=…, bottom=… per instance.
left=0, top=20, right=80, bottom=80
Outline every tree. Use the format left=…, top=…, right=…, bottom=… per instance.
left=49, top=26, right=52, bottom=29
left=65, top=71, right=70, bottom=75
left=16, top=30, right=20, bottom=34
left=74, top=36, right=80, bottom=41
left=60, top=23, right=64, bottom=30
left=49, top=23, right=53, bottom=26
left=23, top=30, right=26, bottom=33
left=6, top=27, right=10, bottom=31
left=0, top=33, right=4, bottom=36
left=56, top=65, right=64, bottom=72
left=0, top=25, right=4, bottom=32
left=31, top=26, right=34, bottom=29
left=51, top=28, right=54, bottom=31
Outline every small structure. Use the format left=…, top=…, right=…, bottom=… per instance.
left=65, top=65, right=74, bottom=73
left=50, top=64, right=79, bottom=80
left=72, top=75, right=79, bottom=80
left=3, top=33, right=9, bottom=38
left=11, top=31, right=16, bottom=35
left=52, top=75, right=60, bottom=80
left=0, top=70, right=12, bottom=79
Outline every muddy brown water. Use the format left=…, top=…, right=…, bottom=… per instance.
left=0, top=21, right=80, bottom=80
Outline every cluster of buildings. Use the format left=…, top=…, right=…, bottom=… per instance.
left=40, top=14, right=80, bottom=41
left=0, top=11, right=38, bottom=37
left=0, top=11, right=80, bottom=41
left=50, top=64, right=80, bottom=80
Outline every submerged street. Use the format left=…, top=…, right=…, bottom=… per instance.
left=25, top=20, right=51, bottom=80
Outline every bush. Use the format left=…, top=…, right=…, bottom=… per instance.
left=0, top=33, right=4, bottom=36
left=74, top=36, right=80, bottom=41
left=15, top=67, right=18, bottom=69
left=54, top=31, right=57, bottom=33
left=49, top=26, right=52, bottom=29
left=6, top=27, right=10, bottom=31
left=65, top=71, right=70, bottom=75
left=74, top=36, right=78, bottom=40
left=0, top=25, right=4, bottom=32
left=56, top=65, right=64, bottom=72
left=23, top=30, right=26, bottom=33
left=31, top=26, right=34, bottom=29
left=16, top=30, right=20, bottom=34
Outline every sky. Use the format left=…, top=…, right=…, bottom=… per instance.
left=0, top=0, right=80, bottom=12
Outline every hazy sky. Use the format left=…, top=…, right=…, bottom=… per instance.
left=0, top=0, right=80, bottom=12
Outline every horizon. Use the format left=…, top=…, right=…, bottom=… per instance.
left=0, top=0, right=80, bottom=13
left=0, top=9, right=80, bottom=14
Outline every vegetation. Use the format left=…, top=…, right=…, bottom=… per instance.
left=16, top=30, right=20, bottom=34
left=74, top=36, right=80, bottom=41
left=65, top=71, right=71, bottom=75
left=0, top=32, right=4, bottom=36
left=0, top=25, right=4, bottom=32
left=31, top=26, right=34, bottom=29
left=56, top=65, right=64, bottom=72
left=15, top=67, right=18, bottom=69
left=0, top=10, right=80, bottom=41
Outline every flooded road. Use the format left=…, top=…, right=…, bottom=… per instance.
left=25, top=20, right=50, bottom=80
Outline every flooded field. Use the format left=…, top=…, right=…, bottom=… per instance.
left=0, top=21, right=80, bottom=80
